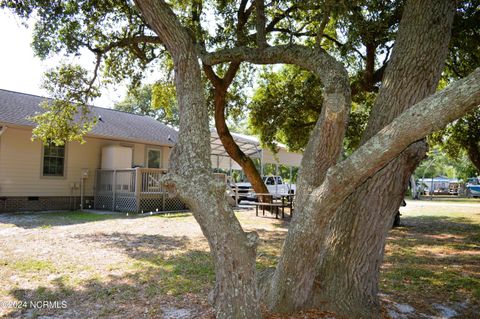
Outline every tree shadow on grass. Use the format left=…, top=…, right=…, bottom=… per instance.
left=382, top=215, right=480, bottom=317
left=5, top=233, right=215, bottom=318
left=77, top=232, right=192, bottom=260
left=0, top=211, right=135, bottom=229
left=391, top=215, right=480, bottom=249
left=0, top=210, right=191, bottom=229
left=80, top=228, right=287, bottom=272
left=6, top=260, right=214, bottom=319
left=2, top=216, right=289, bottom=318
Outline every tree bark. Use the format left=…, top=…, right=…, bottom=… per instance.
left=266, top=67, right=480, bottom=316
left=203, top=39, right=480, bottom=316
left=265, top=68, right=480, bottom=316
left=307, top=0, right=457, bottom=317
left=134, top=2, right=479, bottom=318
left=203, top=64, right=271, bottom=201
left=467, top=140, right=480, bottom=173
left=133, top=1, right=261, bottom=318
left=214, top=88, right=272, bottom=200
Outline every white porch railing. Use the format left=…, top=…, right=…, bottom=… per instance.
left=95, top=169, right=239, bottom=212
left=94, top=168, right=185, bottom=212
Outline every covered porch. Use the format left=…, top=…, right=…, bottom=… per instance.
left=93, top=131, right=303, bottom=213
left=94, top=168, right=187, bottom=213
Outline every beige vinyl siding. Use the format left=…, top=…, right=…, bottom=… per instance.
left=133, top=143, right=145, bottom=167
left=0, top=126, right=166, bottom=197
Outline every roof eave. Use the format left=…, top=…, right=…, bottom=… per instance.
left=0, top=122, right=176, bottom=147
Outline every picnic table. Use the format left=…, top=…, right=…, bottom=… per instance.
left=253, top=193, right=294, bottom=219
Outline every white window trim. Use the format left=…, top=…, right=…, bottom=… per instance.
left=40, top=142, right=67, bottom=179
left=146, top=147, right=162, bottom=169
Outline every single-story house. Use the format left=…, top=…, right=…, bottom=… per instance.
left=0, top=89, right=181, bottom=213
left=1, top=89, right=303, bottom=213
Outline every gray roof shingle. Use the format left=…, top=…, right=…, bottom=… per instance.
left=0, top=89, right=178, bottom=146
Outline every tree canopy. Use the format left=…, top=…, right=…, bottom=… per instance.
left=114, top=82, right=179, bottom=126
left=2, top=1, right=480, bottom=319
left=248, top=64, right=371, bottom=154
left=429, top=0, right=480, bottom=173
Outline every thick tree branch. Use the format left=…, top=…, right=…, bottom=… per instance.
left=256, top=28, right=367, bottom=59
left=269, top=67, right=480, bottom=312
left=133, top=0, right=192, bottom=58
left=203, top=65, right=222, bottom=88
left=237, top=0, right=253, bottom=44
left=133, top=1, right=262, bottom=318
left=255, top=0, right=267, bottom=48
left=223, top=62, right=240, bottom=87
left=204, top=1, right=275, bottom=203
left=315, top=3, right=331, bottom=47
left=203, top=44, right=351, bottom=199
left=318, top=67, right=480, bottom=208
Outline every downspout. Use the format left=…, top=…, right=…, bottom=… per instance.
left=0, top=125, right=6, bottom=211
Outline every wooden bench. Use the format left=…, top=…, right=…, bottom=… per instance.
left=253, top=193, right=294, bottom=219
left=254, top=201, right=292, bottom=219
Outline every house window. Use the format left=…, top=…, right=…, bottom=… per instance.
left=43, top=143, right=65, bottom=176
left=147, top=149, right=162, bottom=168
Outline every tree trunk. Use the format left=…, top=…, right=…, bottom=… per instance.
left=466, top=141, right=480, bottom=173
left=215, top=89, right=272, bottom=200
left=307, top=0, right=456, bottom=317
left=134, top=1, right=261, bottom=318
left=204, top=64, right=272, bottom=201
left=264, top=65, right=480, bottom=316
left=202, top=34, right=480, bottom=317
left=170, top=56, right=261, bottom=319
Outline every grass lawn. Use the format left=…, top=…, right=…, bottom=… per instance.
left=381, top=200, right=480, bottom=318
left=0, top=201, right=478, bottom=318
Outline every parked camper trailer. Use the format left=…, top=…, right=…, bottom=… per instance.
left=467, top=177, right=480, bottom=198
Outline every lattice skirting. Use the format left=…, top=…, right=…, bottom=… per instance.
left=139, top=195, right=187, bottom=212
left=94, top=194, right=114, bottom=211
left=94, top=193, right=187, bottom=213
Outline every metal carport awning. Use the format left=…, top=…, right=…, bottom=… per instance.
left=210, top=129, right=262, bottom=158
left=209, top=128, right=303, bottom=172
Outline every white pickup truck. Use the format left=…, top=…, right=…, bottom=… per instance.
left=234, top=176, right=296, bottom=201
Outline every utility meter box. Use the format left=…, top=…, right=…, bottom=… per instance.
left=81, top=169, right=90, bottom=179
left=101, top=146, right=132, bottom=169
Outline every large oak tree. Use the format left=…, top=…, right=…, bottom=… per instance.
left=3, top=0, right=480, bottom=318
